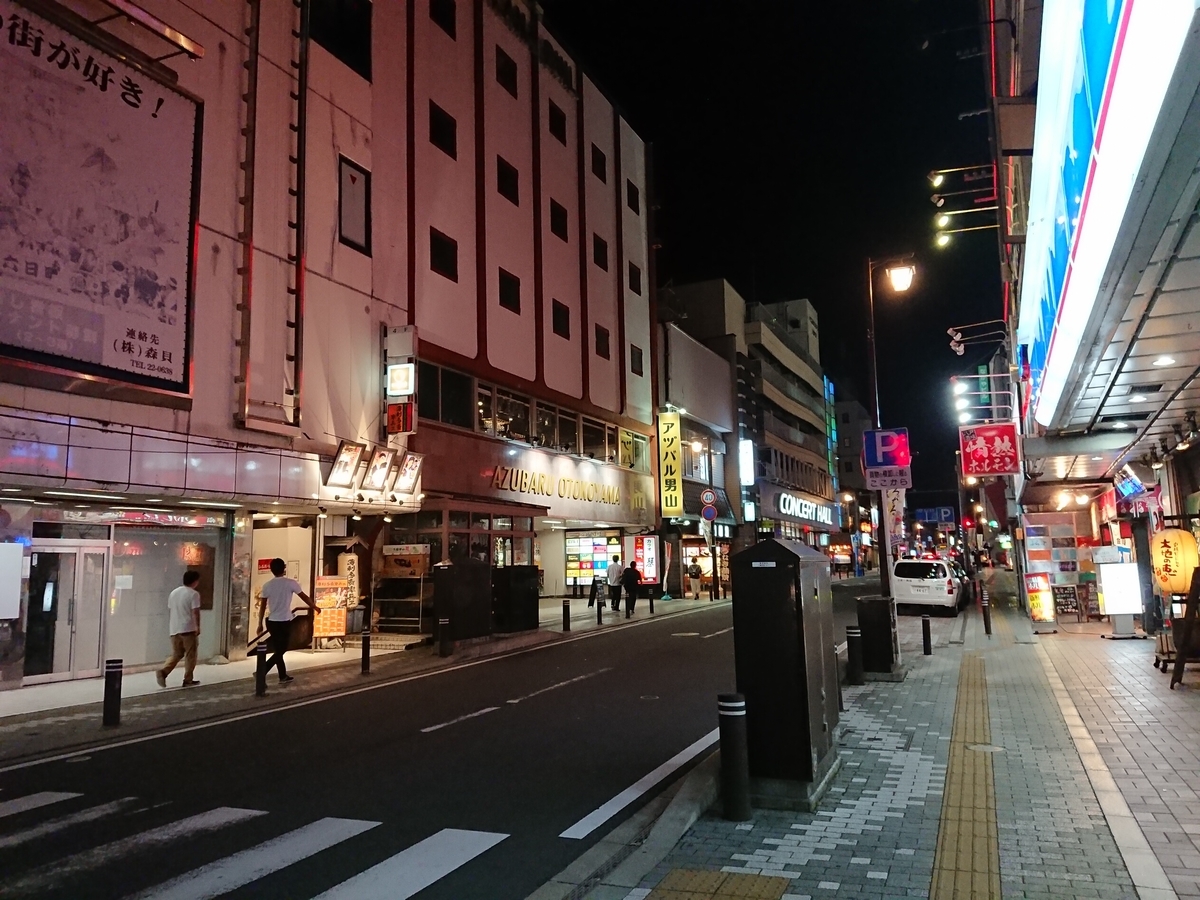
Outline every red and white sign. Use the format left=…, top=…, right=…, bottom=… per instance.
left=959, top=422, right=1021, bottom=475
left=257, top=559, right=274, bottom=573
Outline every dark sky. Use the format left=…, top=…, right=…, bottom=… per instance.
left=540, top=0, right=1004, bottom=496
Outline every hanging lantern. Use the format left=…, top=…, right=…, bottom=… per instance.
left=1151, top=528, right=1200, bottom=596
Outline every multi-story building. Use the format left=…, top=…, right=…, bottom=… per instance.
left=834, top=395, right=877, bottom=569
left=0, top=0, right=654, bottom=690
left=670, top=280, right=839, bottom=549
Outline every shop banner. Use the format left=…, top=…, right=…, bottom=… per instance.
left=313, top=576, right=349, bottom=637
left=657, top=412, right=683, bottom=518
left=337, top=552, right=360, bottom=608
left=959, top=422, right=1021, bottom=476
left=1025, top=573, right=1055, bottom=624
left=886, top=489, right=906, bottom=550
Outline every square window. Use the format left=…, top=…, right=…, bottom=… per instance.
left=497, top=156, right=519, bottom=205
left=496, top=46, right=518, bottom=98
left=549, top=199, right=568, bottom=241
left=417, top=360, right=439, bottom=420
left=430, top=228, right=458, bottom=281
left=548, top=101, right=567, bottom=145
left=551, top=299, right=570, bottom=339
left=429, top=101, right=457, bottom=159
left=430, top=0, right=456, bottom=39
left=595, top=324, right=610, bottom=360
left=627, top=262, right=642, bottom=296
left=338, top=156, right=371, bottom=255
left=441, top=368, right=473, bottom=428
left=498, top=268, right=521, bottom=314
left=311, top=0, right=372, bottom=82
left=592, top=234, right=608, bottom=270
left=630, top=344, right=644, bottom=376
left=591, top=144, right=606, bottom=182
left=626, top=180, right=640, bottom=214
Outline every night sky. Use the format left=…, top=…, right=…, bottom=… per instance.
left=539, top=0, right=1004, bottom=500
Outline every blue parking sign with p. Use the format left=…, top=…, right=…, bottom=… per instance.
left=863, top=428, right=911, bottom=469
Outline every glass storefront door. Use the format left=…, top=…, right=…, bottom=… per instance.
left=23, top=542, right=110, bottom=682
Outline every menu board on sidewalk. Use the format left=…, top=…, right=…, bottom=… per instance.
left=1025, top=573, right=1056, bottom=624
left=1052, top=584, right=1080, bottom=620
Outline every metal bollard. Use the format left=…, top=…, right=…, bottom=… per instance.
left=102, top=659, right=122, bottom=727
left=361, top=618, right=371, bottom=676
left=562, top=598, right=571, bottom=632
left=922, top=615, right=932, bottom=656
left=846, top=626, right=864, bottom=686
left=717, top=693, right=752, bottom=822
left=598, top=595, right=604, bottom=625
left=438, top=617, right=453, bottom=657
left=649, top=591, right=655, bottom=615
left=981, top=594, right=992, bottom=638
left=255, top=643, right=268, bottom=697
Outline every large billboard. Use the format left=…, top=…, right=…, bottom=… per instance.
left=0, top=0, right=200, bottom=394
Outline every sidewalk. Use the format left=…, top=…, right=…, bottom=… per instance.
left=581, top=595, right=1200, bottom=900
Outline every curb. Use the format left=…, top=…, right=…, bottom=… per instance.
left=528, top=750, right=721, bottom=900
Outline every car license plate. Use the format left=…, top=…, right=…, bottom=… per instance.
left=910, top=585, right=929, bottom=594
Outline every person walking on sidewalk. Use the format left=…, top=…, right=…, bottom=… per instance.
left=687, top=560, right=703, bottom=599
left=259, top=558, right=319, bottom=684
left=606, top=554, right=625, bottom=614
left=156, top=571, right=202, bottom=688
left=621, top=562, right=641, bottom=618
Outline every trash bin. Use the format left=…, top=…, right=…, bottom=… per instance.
left=493, top=566, right=540, bottom=633
left=432, top=558, right=493, bottom=642
left=730, top=539, right=841, bottom=809
left=856, top=595, right=900, bottom=675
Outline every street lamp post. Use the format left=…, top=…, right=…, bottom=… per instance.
left=866, top=255, right=916, bottom=598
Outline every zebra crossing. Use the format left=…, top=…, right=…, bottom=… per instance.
left=0, top=785, right=509, bottom=899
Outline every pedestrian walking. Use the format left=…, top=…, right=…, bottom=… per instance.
left=156, top=571, right=202, bottom=688
left=606, top=554, right=625, bottom=614
left=258, top=558, right=319, bottom=684
left=622, top=562, right=641, bottom=618
left=687, top=560, right=703, bottom=599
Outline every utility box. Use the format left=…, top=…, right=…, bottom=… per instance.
left=432, top=558, right=493, bottom=642
left=730, top=539, right=841, bottom=810
left=857, top=595, right=901, bottom=675
left=493, top=565, right=540, bottom=633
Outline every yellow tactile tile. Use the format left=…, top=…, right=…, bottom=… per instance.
left=713, top=871, right=791, bottom=898
left=655, top=868, right=729, bottom=893
left=645, top=891, right=713, bottom=900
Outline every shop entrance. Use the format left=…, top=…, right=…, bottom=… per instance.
left=23, top=541, right=110, bottom=682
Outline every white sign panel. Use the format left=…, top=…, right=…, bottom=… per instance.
left=0, top=542, right=22, bottom=620
left=866, top=466, right=913, bottom=489
left=0, top=1, right=198, bottom=390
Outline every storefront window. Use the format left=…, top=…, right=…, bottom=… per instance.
left=470, top=534, right=490, bottom=562
left=477, top=383, right=494, bottom=434
left=632, top=433, right=649, bottom=472
left=559, top=411, right=579, bottom=453
left=493, top=516, right=513, bottom=531
left=425, top=533, right=443, bottom=564
left=606, top=425, right=618, bottom=462
left=535, top=403, right=557, bottom=449
left=471, top=512, right=491, bottom=530
left=513, top=536, right=532, bottom=565
left=416, top=510, right=442, bottom=530
left=494, top=535, right=512, bottom=566
left=449, top=532, right=471, bottom=561
left=497, top=390, right=530, bottom=441
left=32, top=523, right=110, bottom=540
left=441, top=369, right=474, bottom=429
left=514, top=517, right=533, bottom=532
left=582, top=418, right=606, bottom=459
left=448, top=510, right=470, bottom=529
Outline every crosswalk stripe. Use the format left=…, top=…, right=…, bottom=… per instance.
left=312, top=828, right=508, bottom=900
left=0, top=791, right=81, bottom=819
left=123, top=816, right=380, bottom=900
left=2, top=806, right=266, bottom=897
left=0, top=798, right=137, bottom=850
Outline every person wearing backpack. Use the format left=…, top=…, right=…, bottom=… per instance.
left=621, top=562, right=641, bottom=618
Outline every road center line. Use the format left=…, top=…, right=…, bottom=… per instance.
left=420, top=706, right=501, bottom=733
left=559, top=727, right=719, bottom=840
left=671, top=632, right=700, bottom=637
left=506, top=667, right=612, bottom=705
left=702, top=627, right=734, bottom=639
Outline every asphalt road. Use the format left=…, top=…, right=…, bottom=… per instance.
left=0, top=604, right=739, bottom=900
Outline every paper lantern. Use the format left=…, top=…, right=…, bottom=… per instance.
left=1151, top=528, right=1200, bottom=596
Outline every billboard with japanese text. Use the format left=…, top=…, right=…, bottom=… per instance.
left=959, top=423, right=1021, bottom=476
left=657, top=411, right=683, bottom=518
left=0, top=0, right=199, bottom=392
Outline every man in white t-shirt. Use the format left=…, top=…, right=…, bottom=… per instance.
left=258, top=558, right=319, bottom=684
left=156, top=571, right=202, bottom=688
left=606, top=555, right=625, bottom=615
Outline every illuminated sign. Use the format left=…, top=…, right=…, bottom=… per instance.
left=393, top=452, right=424, bottom=494
left=326, top=441, right=366, bottom=488
left=959, top=423, right=1020, bottom=476
left=386, top=362, right=416, bottom=397
left=775, top=491, right=834, bottom=526
left=1097, top=562, right=1142, bottom=616
left=738, top=439, right=755, bottom=486
left=658, top=412, right=683, bottom=518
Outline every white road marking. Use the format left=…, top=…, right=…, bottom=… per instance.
left=420, top=706, right=500, bottom=733
left=125, top=816, right=380, bottom=900
left=0, top=798, right=136, bottom=849
left=506, top=668, right=612, bottom=704
left=702, top=627, right=734, bottom=639
left=559, top=727, right=720, bottom=839
left=0, top=791, right=81, bottom=819
left=671, top=632, right=700, bottom=637
left=312, top=827, right=508, bottom=899
left=3, top=807, right=266, bottom=896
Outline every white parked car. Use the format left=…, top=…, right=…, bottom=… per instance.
left=891, top=559, right=961, bottom=613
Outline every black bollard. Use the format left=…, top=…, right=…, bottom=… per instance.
left=981, top=593, right=992, bottom=638
left=102, top=659, right=122, bottom=727
left=562, top=598, right=571, bottom=632
left=649, top=590, right=655, bottom=614
left=597, top=595, right=604, bottom=625
left=717, top=693, right=752, bottom=821
left=922, top=615, right=932, bottom=655
left=361, top=616, right=371, bottom=676
left=439, top=617, right=453, bottom=657
left=255, top=643, right=268, bottom=697
left=846, top=626, right=864, bottom=686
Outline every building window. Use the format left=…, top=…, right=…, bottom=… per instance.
left=477, top=383, right=494, bottom=434
left=549, top=199, right=568, bottom=241
left=496, top=390, right=529, bottom=441
left=548, top=100, right=567, bottom=145
left=430, top=0, right=456, bottom=39
left=595, top=324, right=610, bottom=360
left=417, top=360, right=439, bottom=420
left=535, top=403, right=557, bottom=448
left=551, top=299, right=570, bottom=338
left=630, top=344, right=644, bottom=376
left=429, top=101, right=457, bottom=159
left=626, top=179, right=640, bottom=214
left=558, top=409, right=579, bottom=452
left=498, top=268, right=521, bottom=314
left=591, top=144, right=606, bottom=182
left=582, top=418, right=606, bottom=459
left=842, top=460, right=853, bottom=474
left=592, top=234, right=608, bottom=270
left=430, top=228, right=458, bottom=281
left=841, top=436, right=850, bottom=448
left=627, top=262, right=642, bottom=296
left=311, top=0, right=372, bottom=82
left=441, top=368, right=473, bottom=428
left=337, top=156, right=370, bottom=255
left=497, top=156, right=519, bottom=205
left=495, top=46, right=518, bottom=97
left=684, top=439, right=709, bottom=482
left=841, top=412, right=849, bottom=424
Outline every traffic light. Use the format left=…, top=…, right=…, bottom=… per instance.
left=963, top=517, right=973, bottom=528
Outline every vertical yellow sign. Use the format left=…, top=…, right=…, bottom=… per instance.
left=658, top=412, right=684, bottom=518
